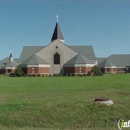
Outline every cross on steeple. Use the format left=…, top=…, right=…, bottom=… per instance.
left=56, top=15, right=59, bottom=22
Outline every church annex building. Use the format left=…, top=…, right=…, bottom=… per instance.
left=0, top=20, right=130, bottom=75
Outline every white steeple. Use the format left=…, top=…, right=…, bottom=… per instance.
left=9, top=53, right=13, bottom=62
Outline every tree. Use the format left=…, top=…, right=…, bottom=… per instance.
left=92, top=65, right=103, bottom=76
left=14, top=66, right=24, bottom=77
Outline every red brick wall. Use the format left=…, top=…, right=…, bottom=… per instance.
left=116, top=68, right=125, bottom=73
left=22, top=68, right=27, bottom=73
left=39, top=67, right=50, bottom=73
left=86, top=67, right=92, bottom=72
left=104, top=68, right=115, bottom=74
left=27, top=67, right=50, bottom=74
left=64, top=67, right=93, bottom=74
left=103, top=68, right=125, bottom=74
left=0, top=69, right=5, bottom=74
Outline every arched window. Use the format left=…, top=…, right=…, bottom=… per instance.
left=54, top=53, right=60, bottom=64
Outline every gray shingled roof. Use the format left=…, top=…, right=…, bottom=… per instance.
left=105, top=60, right=115, bottom=67
left=65, top=54, right=91, bottom=65
left=51, top=22, right=64, bottom=42
left=107, top=54, right=130, bottom=67
left=19, top=45, right=96, bottom=63
left=21, top=55, right=48, bottom=65
left=97, top=54, right=130, bottom=67
left=5, top=61, right=18, bottom=67
left=20, top=46, right=44, bottom=61
left=70, top=46, right=96, bottom=60
left=97, top=58, right=118, bottom=67
left=0, top=57, right=9, bottom=67
left=0, top=57, right=19, bottom=68
left=97, top=58, right=106, bottom=67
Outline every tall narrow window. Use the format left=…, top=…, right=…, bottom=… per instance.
left=54, top=53, right=60, bottom=64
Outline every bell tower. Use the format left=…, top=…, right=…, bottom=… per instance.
left=51, top=15, right=65, bottom=43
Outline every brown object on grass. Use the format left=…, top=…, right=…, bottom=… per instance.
left=94, top=98, right=109, bottom=102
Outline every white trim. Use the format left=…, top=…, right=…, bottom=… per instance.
left=27, top=73, right=50, bottom=74
left=105, top=66, right=127, bottom=68
left=6, top=67, right=16, bottom=69
left=90, top=60, right=97, bottom=64
left=105, top=66, right=116, bottom=68
left=116, top=66, right=126, bottom=68
left=65, top=73, right=88, bottom=74
left=65, top=64, right=95, bottom=67
left=27, top=64, right=50, bottom=67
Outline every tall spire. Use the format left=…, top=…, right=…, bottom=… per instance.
left=51, top=15, right=64, bottom=43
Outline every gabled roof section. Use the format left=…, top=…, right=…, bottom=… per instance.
left=20, top=46, right=44, bottom=61
left=105, top=60, right=115, bottom=67
left=97, top=58, right=107, bottom=67
left=0, top=57, right=9, bottom=68
left=22, top=55, right=49, bottom=65
left=97, top=54, right=130, bottom=67
left=65, top=54, right=91, bottom=65
left=5, top=61, right=18, bottom=67
left=51, top=22, right=64, bottom=42
left=97, top=58, right=116, bottom=67
left=69, top=46, right=96, bottom=60
left=0, top=57, right=20, bottom=68
left=107, top=54, right=130, bottom=67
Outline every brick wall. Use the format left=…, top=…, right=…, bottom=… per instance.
left=103, top=68, right=125, bottom=74
left=27, top=67, right=50, bottom=74
left=64, top=67, right=92, bottom=74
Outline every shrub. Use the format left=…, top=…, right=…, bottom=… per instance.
left=9, top=73, right=16, bottom=77
left=14, top=66, right=24, bottom=77
left=91, top=65, right=103, bottom=76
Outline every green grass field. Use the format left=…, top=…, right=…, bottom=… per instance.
left=0, top=74, right=130, bottom=130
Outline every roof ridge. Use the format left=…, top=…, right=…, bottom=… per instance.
left=69, top=45, right=92, bottom=47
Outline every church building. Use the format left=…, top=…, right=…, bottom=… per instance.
left=0, top=17, right=130, bottom=75
left=0, top=19, right=97, bottom=75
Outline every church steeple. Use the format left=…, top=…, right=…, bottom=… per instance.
left=9, top=53, right=13, bottom=62
left=51, top=15, right=64, bottom=43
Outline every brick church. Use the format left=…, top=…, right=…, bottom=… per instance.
left=0, top=19, right=130, bottom=75
left=0, top=20, right=97, bottom=75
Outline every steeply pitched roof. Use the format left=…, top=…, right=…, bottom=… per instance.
left=51, top=22, right=64, bottom=42
left=70, top=46, right=96, bottom=60
left=20, top=46, right=44, bottom=61
left=21, top=55, right=48, bottom=65
left=65, top=54, right=91, bottom=65
left=10, top=53, right=13, bottom=58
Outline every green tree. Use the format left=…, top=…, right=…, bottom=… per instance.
left=14, top=66, right=24, bottom=77
left=92, top=65, right=103, bottom=76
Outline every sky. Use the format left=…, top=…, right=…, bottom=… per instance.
left=0, top=0, right=130, bottom=59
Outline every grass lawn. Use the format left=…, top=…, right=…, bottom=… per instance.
left=0, top=74, right=130, bottom=130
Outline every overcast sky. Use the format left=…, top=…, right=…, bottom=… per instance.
left=0, top=0, right=130, bottom=59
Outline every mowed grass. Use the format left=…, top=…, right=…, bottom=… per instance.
left=0, top=74, right=130, bottom=130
